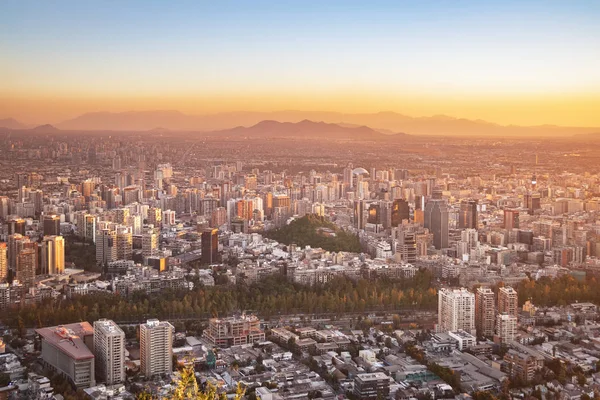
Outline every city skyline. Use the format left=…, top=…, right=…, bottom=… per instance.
left=2, top=1, right=600, bottom=127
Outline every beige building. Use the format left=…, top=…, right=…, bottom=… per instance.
left=438, top=288, right=475, bottom=335
left=475, top=286, right=495, bottom=338
left=140, top=319, right=174, bottom=377
left=498, top=286, right=519, bottom=318
left=36, top=322, right=96, bottom=388
left=93, top=319, right=125, bottom=386
left=203, top=315, right=265, bottom=347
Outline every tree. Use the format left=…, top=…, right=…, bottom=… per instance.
left=0, top=373, right=10, bottom=387
left=144, top=364, right=245, bottom=400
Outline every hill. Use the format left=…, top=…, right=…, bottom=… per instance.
left=31, top=124, right=60, bottom=132
left=55, top=109, right=600, bottom=136
left=0, top=118, right=27, bottom=129
left=210, top=119, right=401, bottom=140
left=265, top=214, right=361, bottom=253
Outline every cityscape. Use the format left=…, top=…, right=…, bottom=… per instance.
left=1, top=1, right=600, bottom=400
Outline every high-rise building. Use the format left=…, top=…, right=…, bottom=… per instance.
left=43, top=214, right=61, bottom=236
left=40, top=235, right=65, bottom=275
left=354, top=199, right=365, bottom=230
left=475, top=287, right=495, bottom=338
left=498, top=286, right=519, bottom=318
left=438, top=288, right=475, bottom=335
left=96, top=229, right=117, bottom=266
left=367, top=204, right=381, bottom=225
left=7, top=217, right=26, bottom=235
left=140, top=319, right=174, bottom=377
left=395, top=230, right=417, bottom=263
left=93, top=319, right=125, bottom=386
left=142, top=231, right=158, bottom=258
left=496, top=313, right=517, bottom=343
left=201, top=228, right=219, bottom=265
left=115, top=226, right=133, bottom=260
left=8, top=233, right=30, bottom=272
left=0, top=243, right=7, bottom=282
left=503, top=209, right=520, bottom=230
left=211, top=207, right=227, bottom=228
left=424, top=189, right=449, bottom=249
left=458, top=199, right=478, bottom=229
left=391, top=199, right=410, bottom=227
left=147, top=207, right=162, bottom=228
left=17, top=245, right=38, bottom=288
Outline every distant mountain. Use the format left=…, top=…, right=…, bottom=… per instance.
left=210, top=119, right=401, bottom=140
left=55, top=110, right=600, bottom=137
left=0, top=118, right=27, bottom=129
left=31, top=124, right=60, bottom=132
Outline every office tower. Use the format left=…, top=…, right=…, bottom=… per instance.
left=122, top=186, right=140, bottom=205
left=8, top=233, right=30, bottom=271
left=367, top=204, right=381, bottom=225
left=147, top=207, right=162, bottom=228
left=353, top=373, right=390, bottom=400
left=525, top=193, right=541, bottom=215
left=201, top=228, right=219, bottom=265
left=0, top=196, right=9, bottom=220
left=142, top=231, right=158, bottom=258
left=76, top=212, right=97, bottom=243
left=424, top=189, right=449, bottom=249
left=7, top=217, right=26, bottom=235
left=81, top=179, right=95, bottom=200
left=96, top=229, right=117, bottom=266
left=391, top=199, right=410, bottom=227
left=0, top=243, right=7, bottom=282
left=458, top=199, right=478, bottom=229
left=40, top=235, right=65, bottom=275
left=43, top=214, right=61, bottom=236
left=115, top=226, right=133, bottom=260
left=140, top=319, right=174, bottom=377
left=438, top=288, right=475, bottom=335
left=17, top=245, right=38, bottom=288
left=395, top=230, right=417, bottom=263
left=354, top=199, right=365, bottom=230
left=498, top=286, right=519, bottom=318
left=496, top=313, right=517, bottom=343
left=93, top=319, right=125, bottom=386
left=475, top=287, right=495, bottom=338
left=503, top=209, right=520, bottom=230
left=36, top=322, right=96, bottom=388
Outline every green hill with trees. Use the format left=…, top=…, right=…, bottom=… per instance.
left=265, top=214, right=361, bottom=252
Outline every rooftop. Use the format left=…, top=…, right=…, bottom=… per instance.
left=36, top=322, right=94, bottom=361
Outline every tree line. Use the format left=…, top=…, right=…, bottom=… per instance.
left=2, top=271, right=437, bottom=329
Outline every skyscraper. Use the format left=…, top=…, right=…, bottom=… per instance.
left=503, top=209, right=520, bottom=230
left=0, top=243, right=7, bottom=282
left=201, top=228, right=219, bottom=265
left=391, top=199, right=410, bottom=227
left=424, top=189, right=449, bottom=249
left=96, top=229, right=117, bottom=266
left=43, top=214, right=61, bottom=236
left=458, top=199, right=478, bottom=229
left=354, top=199, right=365, bottom=230
left=93, top=319, right=125, bottom=386
left=17, top=245, right=38, bottom=288
left=498, top=286, right=519, bottom=318
left=40, top=235, right=65, bottom=275
left=140, top=319, right=174, bottom=377
left=475, top=287, right=495, bottom=338
left=438, top=288, right=475, bottom=335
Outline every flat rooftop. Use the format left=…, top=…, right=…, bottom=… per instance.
left=36, top=322, right=94, bottom=361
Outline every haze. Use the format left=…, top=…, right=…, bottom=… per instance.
left=1, top=1, right=600, bottom=127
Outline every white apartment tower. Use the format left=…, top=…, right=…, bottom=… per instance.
left=93, top=319, right=125, bottom=385
left=140, top=319, right=174, bottom=377
left=438, top=288, right=476, bottom=335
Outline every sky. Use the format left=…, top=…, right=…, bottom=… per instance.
left=1, top=0, right=600, bottom=126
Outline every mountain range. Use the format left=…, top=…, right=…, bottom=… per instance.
left=1, top=110, right=599, bottom=137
